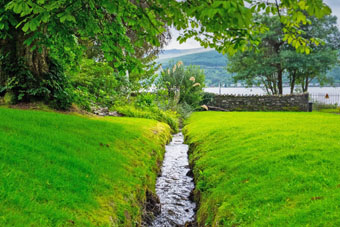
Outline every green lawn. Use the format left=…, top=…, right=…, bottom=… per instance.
left=0, top=107, right=170, bottom=226
left=184, top=112, right=340, bottom=226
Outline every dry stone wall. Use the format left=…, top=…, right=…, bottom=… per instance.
left=204, top=93, right=309, bottom=112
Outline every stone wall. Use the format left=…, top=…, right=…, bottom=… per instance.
left=203, top=93, right=309, bottom=112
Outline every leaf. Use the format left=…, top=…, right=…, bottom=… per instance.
left=13, top=3, right=23, bottom=14
left=29, top=21, right=39, bottom=31
left=22, top=23, right=30, bottom=32
left=60, top=14, right=76, bottom=23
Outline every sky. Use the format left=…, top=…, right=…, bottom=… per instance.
left=165, top=0, right=340, bottom=50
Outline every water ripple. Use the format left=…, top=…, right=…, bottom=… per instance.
left=151, top=132, right=196, bottom=227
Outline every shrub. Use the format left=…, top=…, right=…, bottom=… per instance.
left=136, top=92, right=157, bottom=108
left=200, top=92, right=216, bottom=105
left=312, top=102, right=338, bottom=111
left=0, top=55, right=72, bottom=110
left=114, top=105, right=179, bottom=132
left=70, top=59, right=121, bottom=110
left=157, top=61, right=205, bottom=116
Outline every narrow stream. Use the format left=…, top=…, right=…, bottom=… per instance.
left=151, top=132, right=196, bottom=227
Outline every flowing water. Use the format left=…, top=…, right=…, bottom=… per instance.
left=151, top=132, right=196, bottom=227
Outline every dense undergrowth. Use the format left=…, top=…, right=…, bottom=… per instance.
left=114, top=105, right=179, bottom=133
left=184, top=112, right=340, bottom=226
left=0, top=107, right=171, bottom=226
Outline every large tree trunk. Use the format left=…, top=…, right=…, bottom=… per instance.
left=0, top=26, right=49, bottom=84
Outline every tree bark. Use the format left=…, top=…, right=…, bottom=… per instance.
left=302, top=75, right=309, bottom=93
left=290, top=71, right=296, bottom=94
left=0, top=25, right=49, bottom=82
left=277, top=68, right=283, bottom=95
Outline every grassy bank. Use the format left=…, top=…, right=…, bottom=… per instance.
left=0, top=107, right=171, bottom=226
left=184, top=112, right=340, bottom=226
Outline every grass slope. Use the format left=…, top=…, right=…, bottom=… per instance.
left=184, top=112, right=340, bottom=226
left=0, top=107, right=170, bottom=226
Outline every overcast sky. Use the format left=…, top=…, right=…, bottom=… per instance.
left=165, top=0, right=340, bottom=50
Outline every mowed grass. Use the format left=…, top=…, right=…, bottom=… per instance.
left=0, top=107, right=170, bottom=226
left=184, top=112, right=340, bottom=226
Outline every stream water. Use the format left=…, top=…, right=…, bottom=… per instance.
left=151, top=132, right=196, bottom=227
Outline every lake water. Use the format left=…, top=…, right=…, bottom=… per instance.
left=204, top=87, right=340, bottom=104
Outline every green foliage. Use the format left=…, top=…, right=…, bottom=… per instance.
left=0, top=0, right=332, bottom=74
left=158, top=61, right=205, bottom=111
left=70, top=59, right=122, bottom=110
left=313, top=102, right=339, bottom=111
left=135, top=92, right=157, bottom=108
left=228, top=14, right=340, bottom=94
left=177, top=0, right=331, bottom=54
left=201, top=92, right=216, bottom=105
left=0, top=107, right=171, bottom=226
left=0, top=0, right=175, bottom=75
left=158, top=50, right=233, bottom=86
left=3, top=91, right=15, bottom=105
left=184, top=111, right=340, bottom=226
left=114, top=105, right=179, bottom=133
left=159, top=47, right=340, bottom=87
left=282, top=15, right=340, bottom=92
left=0, top=0, right=335, bottom=110
left=0, top=55, right=72, bottom=109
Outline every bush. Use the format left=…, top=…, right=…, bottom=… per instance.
left=157, top=61, right=205, bottom=116
left=312, top=102, right=340, bottom=113
left=0, top=55, right=72, bottom=110
left=200, top=92, right=216, bottom=105
left=313, top=102, right=338, bottom=111
left=114, top=105, right=179, bottom=132
left=70, top=59, right=124, bottom=110
left=135, top=92, right=157, bottom=108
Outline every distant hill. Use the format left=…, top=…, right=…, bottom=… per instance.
left=157, top=48, right=340, bottom=86
left=158, top=48, right=213, bottom=60
left=157, top=49, right=233, bottom=86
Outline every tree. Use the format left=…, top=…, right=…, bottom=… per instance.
left=228, top=46, right=282, bottom=95
left=282, top=49, right=338, bottom=93
left=158, top=61, right=205, bottom=108
left=227, top=15, right=286, bottom=95
left=178, top=0, right=331, bottom=54
left=0, top=0, right=332, bottom=105
left=228, top=14, right=340, bottom=95
left=283, top=15, right=340, bottom=92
